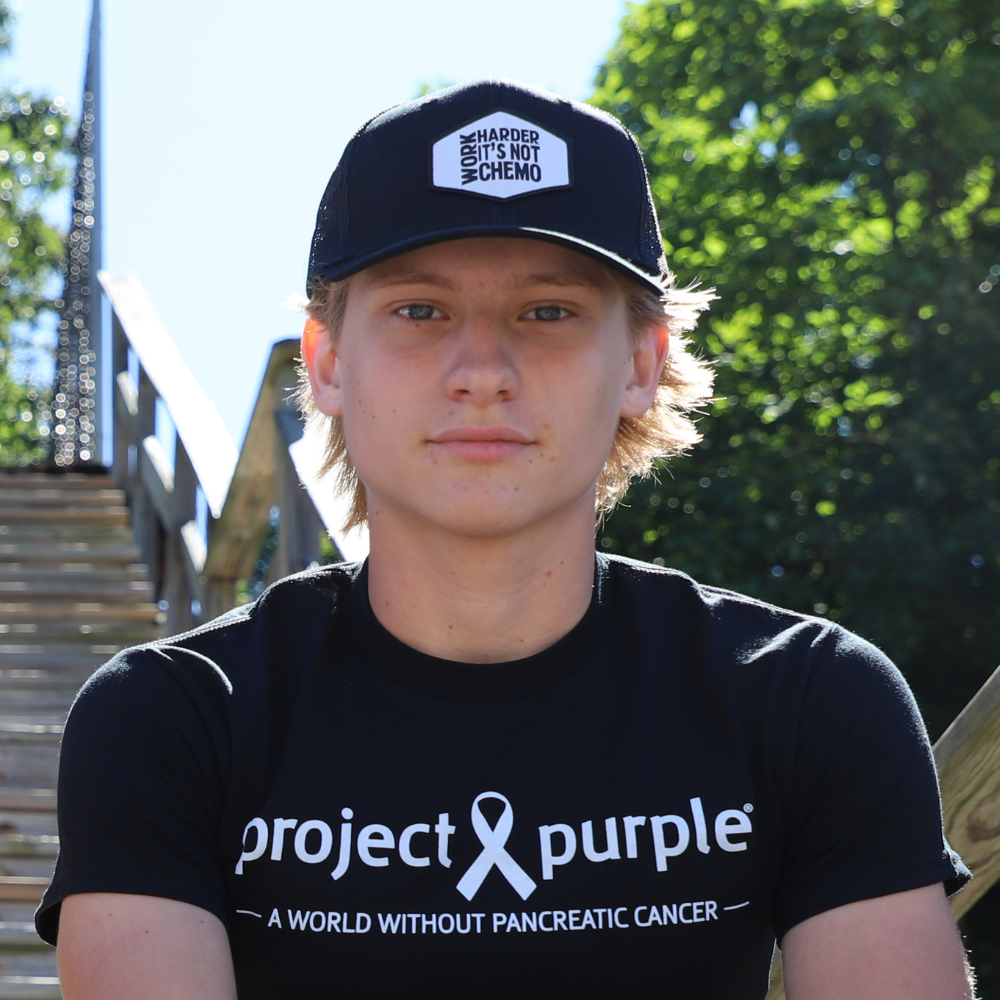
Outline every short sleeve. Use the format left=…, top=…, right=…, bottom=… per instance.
left=35, top=645, right=233, bottom=945
left=772, top=627, right=970, bottom=940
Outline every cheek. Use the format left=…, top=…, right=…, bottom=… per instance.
left=530, top=353, right=626, bottom=464
left=337, top=355, right=386, bottom=461
left=558, top=348, right=629, bottom=425
left=337, top=351, right=426, bottom=460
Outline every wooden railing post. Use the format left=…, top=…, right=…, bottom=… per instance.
left=110, top=311, right=133, bottom=499
left=132, top=365, right=162, bottom=591
left=270, top=360, right=323, bottom=581
left=163, top=437, right=197, bottom=634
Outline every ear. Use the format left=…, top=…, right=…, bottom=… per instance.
left=302, top=318, right=343, bottom=417
left=620, top=322, right=669, bottom=419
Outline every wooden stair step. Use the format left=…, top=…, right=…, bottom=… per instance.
left=0, top=736, right=60, bottom=750
left=0, top=747, right=59, bottom=790
left=0, top=487, right=125, bottom=506
left=0, top=951, right=60, bottom=1000
left=0, top=581, right=153, bottom=602
left=0, top=900, right=50, bottom=938
left=0, top=649, right=108, bottom=667
left=0, top=647, right=119, bottom=669
left=0, top=697, right=75, bottom=716
left=0, top=793, right=54, bottom=815
left=0, top=507, right=129, bottom=526
left=0, top=674, right=101, bottom=695
left=0, top=524, right=134, bottom=543
left=0, top=564, right=149, bottom=584
left=0, top=878, right=48, bottom=903
left=0, top=838, right=58, bottom=860
left=0, top=813, right=59, bottom=842
left=0, top=859, right=55, bottom=882
left=0, top=542, right=140, bottom=564
left=0, top=917, right=52, bottom=951
left=0, top=603, right=160, bottom=624
left=0, top=978, right=61, bottom=1000
left=0, top=471, right=116, bottom=487
left=0, top=626, right=160, bottom=645
left=0, top=732, right=61, bottom=748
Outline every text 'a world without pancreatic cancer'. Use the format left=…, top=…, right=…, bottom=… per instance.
left=235, top=791, right=755, bottom=900
left=243, top=899, right=746, bottom=935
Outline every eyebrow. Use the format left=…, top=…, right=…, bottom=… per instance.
left=512, top=270, right=607, bottom=291
left=365, top=270, right=459, bottom=292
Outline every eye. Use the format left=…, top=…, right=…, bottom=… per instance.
left=398, top=303, right=443, bottom=321
left=523, top=305, right=569, bottom=322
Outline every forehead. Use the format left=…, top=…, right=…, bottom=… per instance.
left=354, top=237, right=622, bottom=295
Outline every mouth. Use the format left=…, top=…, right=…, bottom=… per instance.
left=429, top=426, right=534, bottom=461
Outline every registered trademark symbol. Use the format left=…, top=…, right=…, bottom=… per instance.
left=743, top=803, right=754, bottom=813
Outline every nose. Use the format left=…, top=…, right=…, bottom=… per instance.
left=443, top=315, right=519, bottom=407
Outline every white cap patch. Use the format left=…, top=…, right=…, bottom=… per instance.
left=432, top=111, right=570, bottom=201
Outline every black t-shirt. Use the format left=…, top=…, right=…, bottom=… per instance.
left=37, top=556, right=968, bottom=998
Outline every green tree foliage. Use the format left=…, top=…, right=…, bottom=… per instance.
left=0, top=0, right=71, bottom=465
left=593, top=3, right=1000, bottom=983
left=593, top=0, right=1000, bottom=740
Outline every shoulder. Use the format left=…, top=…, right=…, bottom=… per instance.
left=604, top=550, right=834, bottom=644
left=602, top=552, right=902, bottom=699
left=73, top=561, right=362, bottom=721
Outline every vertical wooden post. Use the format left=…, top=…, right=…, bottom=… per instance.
left=272, top=432, right=323, bottom=579
left=111, top=312, right=131, bottom=495
left=270, top=360, right=322, bottom=580
left=203, top=577, right=238, bottom=621
left=132, top=366, right=162, bottom=593
left=163, top=437, right=196, bottom=634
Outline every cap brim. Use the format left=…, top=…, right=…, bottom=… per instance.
left=312, top=225, right=666, bottom=296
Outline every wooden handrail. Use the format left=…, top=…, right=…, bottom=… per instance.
left=202, top=340, right=298, bottom=587
left=99, top=273, right=236, bottom=518
left=936, top=662, right=1000, bottom=918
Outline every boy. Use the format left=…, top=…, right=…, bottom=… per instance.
left=38, top=79, right=971, bottom=999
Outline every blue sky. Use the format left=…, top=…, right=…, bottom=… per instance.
left=3, top=0, right=628, bottom=446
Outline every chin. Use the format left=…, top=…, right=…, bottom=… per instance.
left=365, top=469, right=602, bottom=539
left=424, top=487, right=599, bottom=541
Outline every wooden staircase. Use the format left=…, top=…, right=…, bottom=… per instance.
left=0, top=470, right=162, bottom=999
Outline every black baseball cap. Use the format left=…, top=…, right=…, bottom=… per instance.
left=307, top=79, right=670, bottom=295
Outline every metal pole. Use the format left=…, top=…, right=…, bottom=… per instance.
left=52, top=0, right=103, bottom=467
left=88, top=0, right=104, bottom=465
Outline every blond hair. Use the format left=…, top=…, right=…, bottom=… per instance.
left=297, top=266, right=716, bottom=531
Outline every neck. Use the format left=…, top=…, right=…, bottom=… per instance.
left=365, top=502, right=598, bottom=664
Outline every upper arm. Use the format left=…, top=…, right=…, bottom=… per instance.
left=781, top=883, right=973, bottom=1000
left=772, top=630, right=969, bottom=937
left=58, top=893, right=237, bottom=1000
left=37, top=649, right=233, bottom=945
